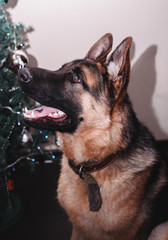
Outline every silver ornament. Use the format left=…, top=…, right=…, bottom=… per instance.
left=19, top=128, right=33, bottom=146
left=6, top=49, right=29, bottom=72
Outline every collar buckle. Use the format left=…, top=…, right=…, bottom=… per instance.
left=79, top=164, right=84, bottom=179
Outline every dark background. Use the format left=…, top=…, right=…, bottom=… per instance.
left=1, top=151, right=72, bottom=240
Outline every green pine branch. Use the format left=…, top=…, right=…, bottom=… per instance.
left=0, top=1, right=55, bottom=172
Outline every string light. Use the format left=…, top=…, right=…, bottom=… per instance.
left=1, top=121, right=16, bottom=151
left=9, top=86, right=20, bottom=92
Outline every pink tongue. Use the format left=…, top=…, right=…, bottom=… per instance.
left=26, top=105, right=59, bottom=118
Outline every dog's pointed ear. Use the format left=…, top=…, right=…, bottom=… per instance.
left=107, top=37, right=132, bottom=100
left=85, top=33, right=113, bottom=63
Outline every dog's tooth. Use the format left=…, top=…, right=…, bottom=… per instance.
left=48, top=113, right=53, bottom=117
left=23, top=112, right=31, bottom=118
left=35, top=101, right=40, bottom=106
left=58, top=110, right=64, bottom=116
left=24, top=107, right=28, bottom=113
left=30, top=111, right=35, bottom=118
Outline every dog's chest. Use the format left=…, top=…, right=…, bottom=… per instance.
left=57, top=158, right=145, bottom=239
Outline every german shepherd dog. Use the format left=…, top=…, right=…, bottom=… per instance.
left=18, top=34, right=168, bottom=239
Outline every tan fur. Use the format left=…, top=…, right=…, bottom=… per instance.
left=80, top=65, right=100, bottom=88
left=58, top=93, right=124, bottom=164
left=148, top=221, right=168, bottom=240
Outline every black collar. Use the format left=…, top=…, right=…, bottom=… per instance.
left=68, top=152, right=119, bottom=178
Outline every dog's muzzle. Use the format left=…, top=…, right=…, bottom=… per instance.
left=18, top=68, right=33, bottom=83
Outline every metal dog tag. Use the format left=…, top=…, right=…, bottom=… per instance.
left=81, top=171, right=102, bottom=212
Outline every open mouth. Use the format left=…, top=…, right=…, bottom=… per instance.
left=23, top=105, right=71, bottom=130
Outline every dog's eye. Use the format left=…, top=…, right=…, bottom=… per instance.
left=72, top=75, right=81, bottom=83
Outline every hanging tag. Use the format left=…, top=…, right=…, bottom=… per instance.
left=82, top=172, right=102, bottom=212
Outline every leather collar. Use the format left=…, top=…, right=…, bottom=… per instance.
left=68, top=152, right=119, bottom=178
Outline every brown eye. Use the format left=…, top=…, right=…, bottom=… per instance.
left=72, top=75, right=80, bottom=83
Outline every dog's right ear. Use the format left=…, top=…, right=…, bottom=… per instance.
left=106, top=37, right=132, bottom=101
left=85, top=33, right=113, bottom=64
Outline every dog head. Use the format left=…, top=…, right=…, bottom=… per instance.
left=18, top=33, right=132, bottom=133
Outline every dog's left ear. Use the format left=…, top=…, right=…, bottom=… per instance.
left=107, top=37, right=132, bottom=100
left=85, top=33, right=113, bottom=63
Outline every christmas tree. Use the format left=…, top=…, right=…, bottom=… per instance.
left=0, top=0, right=56, bottom=230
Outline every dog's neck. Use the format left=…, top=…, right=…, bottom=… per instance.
left=57, top=104, right=128, bottom=164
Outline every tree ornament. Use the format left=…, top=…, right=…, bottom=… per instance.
left=5, top=24, right=29, bottom=72
left=18, top=128, right=33, bottom=146
left=6, top=49, right=29, bottom=73
left=7, top=179, right=14, bottom=191
left=55, top=135, right=60, bottom=147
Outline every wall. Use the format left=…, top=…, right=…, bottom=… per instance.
left=6, top=0, right=168, bottom=139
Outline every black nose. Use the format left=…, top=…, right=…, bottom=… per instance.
left=18, top=68, right=32, bottom=83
